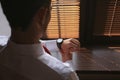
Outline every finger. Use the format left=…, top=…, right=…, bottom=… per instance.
left=70, top=47, right=80, bottom=52
left=69, top=41, right=80, bottom=49
left=70, top=38, right=80, bottom=46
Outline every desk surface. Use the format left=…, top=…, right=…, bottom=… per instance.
left=72, top=46, right=120, bottom=71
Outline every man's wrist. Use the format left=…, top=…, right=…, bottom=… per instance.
left=62, top=54, right=72, bottom=62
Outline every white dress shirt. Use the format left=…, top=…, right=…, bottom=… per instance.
left=0, top=39, right=79, bottom=80
left=0, top=36, right=75, bottom=68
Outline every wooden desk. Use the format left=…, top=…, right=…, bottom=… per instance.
left=72, top=46, right=120, bottom=80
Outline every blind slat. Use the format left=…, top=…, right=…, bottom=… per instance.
left=46, top=0, right=80, bottom=38
left=94, top=0, right=120, bottom=36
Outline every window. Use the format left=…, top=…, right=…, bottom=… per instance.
left=80, top=0, right=120, bottom=46
left=94, top=0, right=120, bottom=37
left=47, top=0, right=80, bottom=39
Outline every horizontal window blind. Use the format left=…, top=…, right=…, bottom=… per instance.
left=47, top=0, right=80, bottom=38
left=104, top=0, right=120, bottom=36
left=93, top=0, right=120, bottom=36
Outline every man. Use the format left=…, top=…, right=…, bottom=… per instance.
left=0, top=0, right=80, bottom=80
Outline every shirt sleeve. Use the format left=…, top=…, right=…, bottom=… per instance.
left=63, top=60, right=74, bottom=69
left=40, top=40, right=62, bottom=60
left=63, top=60, right=80, bottom=80
left=67, top=71, right=80, bottom=80
left=40, top=40, right=78, bottom=71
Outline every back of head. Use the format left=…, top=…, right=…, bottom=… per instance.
left=1, top=0, right=51, bottom=31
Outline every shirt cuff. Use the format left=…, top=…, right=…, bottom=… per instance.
left=63, top=60, right=75, bottom=71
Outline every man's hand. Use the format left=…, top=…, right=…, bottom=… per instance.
left=60, top=38, right=80, bottom=62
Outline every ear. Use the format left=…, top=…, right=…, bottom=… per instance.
left=37, top=7, right=48, bottom=23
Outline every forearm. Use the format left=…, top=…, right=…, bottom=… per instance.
left=41, top=39, right=79, bottom=63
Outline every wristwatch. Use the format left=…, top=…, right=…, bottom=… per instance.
left=56, top=38, right=63, bottom=49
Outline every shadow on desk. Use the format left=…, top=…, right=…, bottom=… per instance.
left=76, top=71, right=120, bottom=80
left=72, top=46, right=120, bottom=80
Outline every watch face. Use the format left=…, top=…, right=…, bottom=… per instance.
left=57, top=39, right=63, bottom=43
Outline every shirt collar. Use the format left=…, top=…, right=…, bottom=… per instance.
left=6, top=40, right=44, bottom=57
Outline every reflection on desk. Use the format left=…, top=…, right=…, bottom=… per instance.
left=72, top=46, right=120, bottom=80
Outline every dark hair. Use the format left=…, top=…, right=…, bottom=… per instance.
left=1, top=0, right=51, bottom=31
